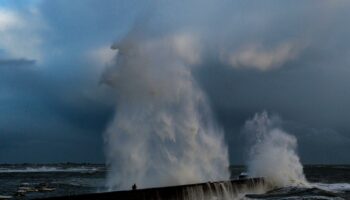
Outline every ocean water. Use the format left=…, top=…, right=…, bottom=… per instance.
left=0, top=164, right=349, bottom=199
left=0, top=164, right=106, bottom=199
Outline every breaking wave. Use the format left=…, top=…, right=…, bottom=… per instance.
left=243, top=112, right=308, bottom=188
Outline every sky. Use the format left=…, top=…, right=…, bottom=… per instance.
left=0, top=0, right=350, bottom=164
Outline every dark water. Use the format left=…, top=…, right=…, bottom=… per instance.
left=0, top=164, right=106, bottom=199
left=0, top=164, right=349, bottom=199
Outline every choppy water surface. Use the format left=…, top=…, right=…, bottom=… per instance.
left=0, top=164, right=349, bottom=199
left=0, top=163, right=106, bottom=199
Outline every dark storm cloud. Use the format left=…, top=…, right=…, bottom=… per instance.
left=0, top=58, right=113, bottom=163
left=0, top=1, right=127, bottom=162
left=0, top=58, right=36, bottom=67
left=1, top=0, right=350, bottom=164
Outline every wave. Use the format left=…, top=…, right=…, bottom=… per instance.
left=0, top=166, right=101, bottom=173
left=246, top=185, right=349, bottom=200
left=306, top=165, right=350, bottom=169
left=314, top=183, right=350, bottom=193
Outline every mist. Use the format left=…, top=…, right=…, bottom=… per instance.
left=102, top=29, right=229, bottom=189
left=243, top=112, right=308, bottom=187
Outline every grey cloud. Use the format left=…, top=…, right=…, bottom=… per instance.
left=220, top=41, right=305, bottom=71
left=0, top=58, right=36, bottom=66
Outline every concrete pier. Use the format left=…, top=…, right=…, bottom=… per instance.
left=39, top=178, right=265, bottom=200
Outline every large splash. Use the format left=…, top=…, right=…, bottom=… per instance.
left=102, top=31, right=229, bottom=190
left=244, top=112, right=308, bottom=187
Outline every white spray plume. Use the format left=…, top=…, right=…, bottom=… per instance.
left=100, top=0, right=313, bottom=191
left=102, top=31, right=229, bottom=190
left=244, top=112, right=308, bottom=187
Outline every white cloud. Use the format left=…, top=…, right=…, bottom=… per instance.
left=221, top=41, right=305, bottom=71
left=0, top=8, right=45, bottom=62
left=0, top=9, right=22, bottom=31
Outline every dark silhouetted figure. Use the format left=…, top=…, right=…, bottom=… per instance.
left=132, top=183, right=137, bottom=190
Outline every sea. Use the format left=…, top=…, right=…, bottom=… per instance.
left=0, top=164, right=349, bottom=199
